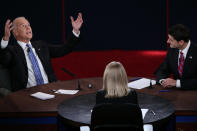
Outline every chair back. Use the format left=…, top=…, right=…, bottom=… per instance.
left=91, top=103, right=144, bottom=131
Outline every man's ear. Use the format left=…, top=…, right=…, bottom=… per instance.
left=179, top=40, right=185, bottom=46
left=12, top=29, right=17, bottom=38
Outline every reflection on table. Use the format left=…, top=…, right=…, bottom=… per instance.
left=58, top=92, right=174, bottom=126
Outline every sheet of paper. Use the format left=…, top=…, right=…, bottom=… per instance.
left=128, top=78, right=156, bottom=89
left=55, top=89, right=79, bottom=95
left=31, top=92, right=55, bottom=100
left=141, top=109, right=149, bottom=119
left=80, top=126, right=90, bottom=131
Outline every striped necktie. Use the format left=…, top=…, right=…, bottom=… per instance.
left=26, top=44, right=44, bottom=85
left=178, top=52, right=184, bottom=78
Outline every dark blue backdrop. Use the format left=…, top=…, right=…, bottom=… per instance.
left=1, top=0, right=197, bottom=50
left=169, top=0, right=197, bottom=43
left=0, top=0, right=63, bottom=43
left=65, top=0, right=166, bottom=50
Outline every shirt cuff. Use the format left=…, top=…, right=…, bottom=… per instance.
left=72, top=30, right=80, bottom=38
left=176, top=79, right=181, bottom=88
left=1, top=38, right=9, bottom=49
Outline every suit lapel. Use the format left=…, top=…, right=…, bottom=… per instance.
left=15, top=43, right=27, bottom=67
left=182, top=44, right=193, bottom=76
left=173, top=49, right=179, bottom=76
left=31, top=42, right=44, bottom=63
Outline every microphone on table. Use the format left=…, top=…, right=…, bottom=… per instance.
left=148, top=73, right=156, bottom=89
left=61, top=67, right=82, bottom=90
left=148, top=79, right=153, bottom=89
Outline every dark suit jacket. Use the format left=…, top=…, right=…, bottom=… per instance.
left=155, top=42, right=197, bottom=90
left=0, top=33, right=80, bottom=91
left=96, top=89, right=138, bottom=105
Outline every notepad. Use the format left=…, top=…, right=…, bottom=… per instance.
left=54, top=89, right=79, bottom=95
left=128, top=78, right=156, bottom=89
left=31, top=92, right=55, bottom=100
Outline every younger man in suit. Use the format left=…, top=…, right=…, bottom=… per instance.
left=155, top=24, right=197, bottom=90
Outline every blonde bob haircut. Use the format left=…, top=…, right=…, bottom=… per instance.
left=103, top=61, right=130, bottom=98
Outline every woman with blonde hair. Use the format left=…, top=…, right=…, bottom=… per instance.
left=96, top=61, right=138, bottom=104
left=95, top=61, right=153, bottom=131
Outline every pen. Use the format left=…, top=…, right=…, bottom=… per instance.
left=159, top=90, right=169, bottom=92
left=129, top=77, right=141, bottom=82
left=51, top=89, right=57, bottom=92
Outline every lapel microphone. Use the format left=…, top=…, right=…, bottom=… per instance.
left=61, top=67, right=82, bottom=90
left=148, top=73, right=155, bottom=89
left=27, top=47, right=30, bottom=53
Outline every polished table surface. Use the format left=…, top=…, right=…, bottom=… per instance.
left=58, top=92, right=174, bottom=125
left=0, top=77, right=197, bottom=117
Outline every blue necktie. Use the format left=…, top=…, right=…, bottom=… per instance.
left=26, top=44, right=44, bottom=85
